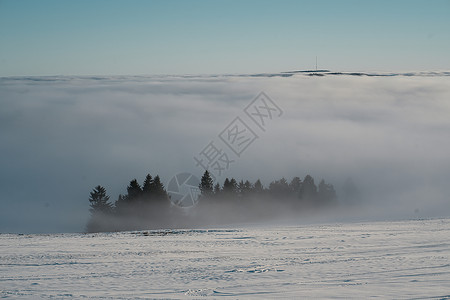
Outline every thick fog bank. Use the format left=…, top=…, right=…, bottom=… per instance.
left=1, top=73, right=449, bottom=233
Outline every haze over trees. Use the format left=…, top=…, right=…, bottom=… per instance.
left=87, top=171, right=339, bottom=233
left=86, top=185, right=113, bottom=232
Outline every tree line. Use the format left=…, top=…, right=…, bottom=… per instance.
left=87, top=171, right=339, bottom=232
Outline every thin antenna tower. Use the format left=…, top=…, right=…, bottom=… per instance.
left=315, top=56, right=318, bottom=71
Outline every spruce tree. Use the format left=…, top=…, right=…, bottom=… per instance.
left=222, top=178, right=237, bottom=198
left=253, top=179, right=264, bottom=194
left=115, top=194, right=127, bottom=214
left=299, top=175, right=317, bottom=201
left=199, top=170, right=214, bottom=199
left=289, top=177, right=302, bottom=195
left=127, top=179, right=142, bottom=201
left=318, top=179, right=337, bottom=205
left=213, top=183, right=221, bottom=197
left=142, top=174, right=153, bottom=200
left=87, top=185, right=113, bottom=232
left=89, top=185, right=113, bottom=214
left=238, top=180, right=245, bottom=198
left=150, top=175, right=168, bottom=203
left=269, top=178, right=290, bottom=198
left=238, top=180, right=253, bottom=199
left=229, top=178, right=237, bottom=194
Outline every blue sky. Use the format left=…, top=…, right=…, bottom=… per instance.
left=0, top=0, right=449, bottom=76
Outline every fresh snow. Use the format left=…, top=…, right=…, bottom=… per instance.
left=1, top=218, right=450, bottom=298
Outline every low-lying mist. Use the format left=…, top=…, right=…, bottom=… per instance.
left=1, top=73, right=449, bottom=233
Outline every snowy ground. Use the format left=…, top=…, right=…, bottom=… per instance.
left=1, top=218, right=450, bottom=299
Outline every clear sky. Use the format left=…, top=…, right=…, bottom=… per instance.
left=0, top=0, right=449, bottom=76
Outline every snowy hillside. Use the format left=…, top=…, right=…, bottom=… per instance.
left=1, top=218, right=450, bottom=298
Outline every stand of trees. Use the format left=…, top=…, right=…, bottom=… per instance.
left=87, top=171, right=338, bottom=233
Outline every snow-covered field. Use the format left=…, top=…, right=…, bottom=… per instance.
left=1, top=218, right=449, bottom=299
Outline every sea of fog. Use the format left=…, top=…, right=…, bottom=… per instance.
left=1, top=72, right=450, bottom=233
left=1, top=218, right=450, bottom=298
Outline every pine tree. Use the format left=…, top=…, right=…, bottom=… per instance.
left=318, top=179, right=336, bottom=205
left=253, top=179, right=264, bottom=194
left=89, top=185, right=113, bottom=214
left=199, top=170, right=214, bottom=199
left=127, top=179, right=142, bottom=201
left=213, top=183, right=221, bottom=197
left=269, top=177, right=290, bottom=198
left=289, top=177, right=302, bottom=195
left=87, top=185, right=113, bottom=232
left=150, top=175, right=168, bottom=203
left=299, top=175, right=317, bottom=201
left=222, top=178, right=237, bottom=197
left=238, top=180, right=253, bottom=199
left=223, top=178, right=231, bottom=192
left=142, top=174, right=153, bottom=200
left=114, top=194, right=127, bottom=214
left=244, top=180, right=252, bottom=193
left=238, top=180, right=245, bottom=198
left=229, top=178, right=237, bottom=194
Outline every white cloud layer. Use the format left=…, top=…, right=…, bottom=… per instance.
left=1, top=73, right=450, bottom=232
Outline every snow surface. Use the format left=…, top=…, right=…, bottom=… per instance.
left=1, top=218, right=450, bottom=299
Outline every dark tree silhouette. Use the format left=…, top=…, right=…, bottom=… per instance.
left=89, top=185, right=113, bottom=214
left=213, top=183, right=221, bottom=197
left=86, top=172, right=338, bottom=233
left=222, top=178, right=231, bottom=192
left=148, top=175, right=168, bottom=203
left=318, top=179, right=337, bottom=205
left=238, top=180, right=245, bottom=198
left=299, top=175, right=317, bottom=202
left=269, top=177, right=290, bottom=199
left=127, top=179, right=142, bottom=202
left=86, top=185, right=113, bottom=232
left=199, top=170, right=214, bottom=199
left=222, top=177, right=237, bottom=197
left=235, top=180, right=252, bottom=199
left=253, top=179, right=264, bottom=194
left=289, top=177, right=302, bottom=195
left=115, top=194, right=127, bottom=213
left=142, top=174, right=153, bottom=201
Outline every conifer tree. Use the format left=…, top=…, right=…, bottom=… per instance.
left=149, top=175, right=168, bottom=203
left=142, top=174, right=153, bottom=200
left=199, top=170, right=214, bottom=199
left=222, top=178, right=237, bottom=197
left=213, top=183, right=221, bottom=197
left=289, top=177, right=302, bottom=195
left=127, top=179, right=142, bottom=201
left=269, top=177, right=290, bottom=198
left=87, top=185, right=113, bottom=232
left=253, top=179, right=264, bottom=194
left=318, top=179, right=337, bottom=205
left=89, top=185, right=113, bottom=214
left=229, top=178, right=237, bottom=194
left=299, top=175, right=317, bottom=201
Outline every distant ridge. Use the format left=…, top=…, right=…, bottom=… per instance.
left=239, top=70, right=450, bottom=78
left=279, top=70, right=450, bottom=77
left=281, top=70, right=330, bottom=73
left=1, top=71, right=450, bottom=81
